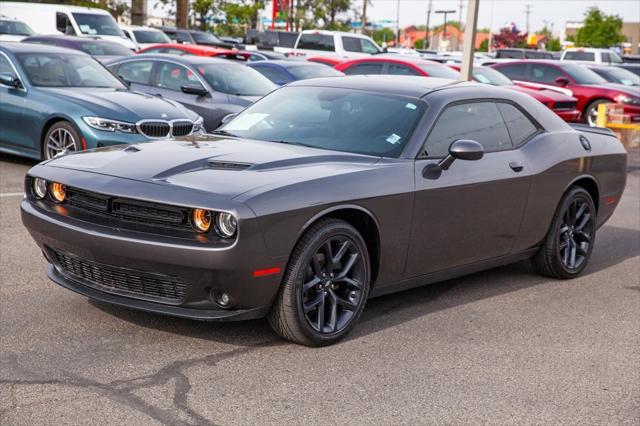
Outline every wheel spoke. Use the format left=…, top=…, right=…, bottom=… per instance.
left=332, top=240, right=351, bottom=263
left=304, top=292, right=323, bottom=313
left=336, top=253, right=358, bottom=279
left=335, top=294, right=358, bottom=311
left=559, top=239, right=569, bottom=251
left=336, top=276, right=362, bottom=289
left=575, top=231, right=591, bottom=242
left=575, top=202, right=587, bottom=222
left=316, top=292, right=325, bottom=330
left=563, top=242, right=570, bottom=265
left=311, top=254, right=323, bottom=276
left=575, top=213, right=591, bottom=232
left=303, top=276, right=321, bottom=293
left=569, top=242, right=577, bottom=268
left=576, top=244, right=588, bottom=257
left=569, top=201, right=577, bottom=225
left=327, top=291, right=337, bottom=332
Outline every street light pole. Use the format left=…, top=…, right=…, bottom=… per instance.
left=423, top=0, right=432, bottom=50
left=395, top=0, right=401, bottom=46
left=435, top=9, right=456, bottom=51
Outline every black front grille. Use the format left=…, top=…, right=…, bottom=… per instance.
left=172, top=121, right=194, bottom=137
left=554, top=101, right=577, bottom=110
left=51, top=249, right=187, bottom=304
left=139, top=121, right=171, bottom=138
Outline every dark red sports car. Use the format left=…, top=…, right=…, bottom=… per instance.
left=137, top=43, right=250, bottom=61
left=448, top=65, right=581, bottom=122
left=334, top=56, right=460, bottom=79
left=491, top=60, right=640, bottom=126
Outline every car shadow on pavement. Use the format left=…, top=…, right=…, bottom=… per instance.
left=91, top=225, right=640, bottom=347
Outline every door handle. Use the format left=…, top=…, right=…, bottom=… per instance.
left=152, top=93, right=163, bottom=98
left=509, top=161, right=524, bottom=172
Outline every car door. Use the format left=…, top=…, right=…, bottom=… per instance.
left=0, top=52, right=30, bottom=151
left=386, top=63, right=422, bottom=76
left=111, top=59, right=155, bottom=93
left=405, top=101, right=534, bottom=277
left=529, top=63, right=570, bottom=87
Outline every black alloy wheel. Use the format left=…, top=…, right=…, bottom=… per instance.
left=532, top=186, right=596, bottom=279
left=268, top=219, right=370, bottom=346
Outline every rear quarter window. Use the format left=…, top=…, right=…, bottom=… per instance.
left=497, top=103, right=538, bottom=145
left=297, top=34, right=335, bottom=51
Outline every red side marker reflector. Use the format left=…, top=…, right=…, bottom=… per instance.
left=605, top=196, right=616, bottom=206
left=81, top=137, right=87, bottom=150
left=253, top=267, right=281, bottom=278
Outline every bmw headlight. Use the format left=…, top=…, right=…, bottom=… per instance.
left=83, top=116, right=137, bottom=133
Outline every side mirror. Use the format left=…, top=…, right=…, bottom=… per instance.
left=0, top=73, right=22, bottom=89
left=439, top=139, right=484, bottom=170
left=220, top=113, right=238, bottom=125
left=118, top=75, right=131, bottom=87
left=181, top=84, right=209, bottom=96
left=555, top=76, right=570, bottom=87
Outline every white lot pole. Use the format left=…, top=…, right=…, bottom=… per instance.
left=459, top=0, right=480, bottom=81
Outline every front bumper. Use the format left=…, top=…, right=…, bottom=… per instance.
left=555, top=109, right=582, bottom=122
left=21, top=200, right=286, bottom=321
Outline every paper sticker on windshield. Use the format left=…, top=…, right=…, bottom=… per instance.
left=405, top=103, right=417, bottom=110
left=224, top=113, right=269, bottom=131
left=386, top=133, right=402, bottom=145
left=79, top=25, right=91, bottom=33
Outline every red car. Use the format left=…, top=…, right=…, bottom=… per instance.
left=492, top=60, right=640, bottom=125
left=449, top=65, right=581, bottom=122
left=306, top=56, right=345, bottom=67
left=137, top=43, right=250, bottom=61
left=334, top=56, right=460, bottom=79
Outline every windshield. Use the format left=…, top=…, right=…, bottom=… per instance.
left=77, top=40, right=134, bottom=57
left=419, top=63, right=459, bottom=79
left=72, top=13, right=124, bottom=36
left=17, top=52, right=126, bottom=88
left=133, top=29, right=171, bottom=44
left=473, top=67, right=513, bottom=85
left=192, top=32, right=223, bottom=44
left=560, top=64, right=607, bottom=84
left=593, top=67, right=640, bottom=86
left=0, top=19, right=34, bottom=36
left=196, top=63, right=276, bottom=96
left=219, top=86, right=426, bottom=157
left=288, top=65, right=343, bottom=80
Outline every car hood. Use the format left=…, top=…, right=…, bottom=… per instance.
left=41, top=88, right=197, bottom=121
left=45, top=137, right=380, bottom=199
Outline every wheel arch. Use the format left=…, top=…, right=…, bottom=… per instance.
left=299, top=205, right=381, bottom=284
left=566, top=174, right=600, bottom=213
left=40, top=115, right=84, bottom=159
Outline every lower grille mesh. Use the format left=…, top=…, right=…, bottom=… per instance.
left=52, top=249, right=187, bottom=304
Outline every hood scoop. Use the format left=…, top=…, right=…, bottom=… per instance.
left=207, top=160, right=253, bottom=170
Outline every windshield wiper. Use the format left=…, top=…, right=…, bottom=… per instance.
left=210, top=130, right=239, bottom=137
left=269, top=140, right=315, bottom=149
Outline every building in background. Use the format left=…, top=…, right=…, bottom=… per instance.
left=563, top=21, right=639, bottom=54
left=401, top=26, right=489, bottom=52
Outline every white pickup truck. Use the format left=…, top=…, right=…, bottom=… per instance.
left=280, top=30, right=383, bottom=59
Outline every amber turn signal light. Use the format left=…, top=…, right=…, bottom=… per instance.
left=50, top=182, right=67, bottom=203
left=192, top=208, right=212, bottom=233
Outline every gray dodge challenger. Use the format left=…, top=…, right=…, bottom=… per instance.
left=21, top=76, right=627, bottom=346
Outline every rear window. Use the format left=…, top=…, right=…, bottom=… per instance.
left=77, top=41, right=134, bottom=57
left=288, top=64, right=343, bottom=80
left=496, top=50, right=524, bottom=59
left=419, top=63, right=459, bottom=79
left=342, top=62, right=384, bottom=75
left=564, top=51, right=595, bottom=61
left=297, top=33, right=335, bottom=52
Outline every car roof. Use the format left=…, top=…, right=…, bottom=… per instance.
left=25, top=35, right=109, bottom=43
left=288, top=75, right=474, bottom=97
left=0, top=41, right=88, bottom=55
left=108, top=53, right=238, bottom=66
left=342, top=55, right=444, bottom=66
left=250, top=60, right=322, bottom=68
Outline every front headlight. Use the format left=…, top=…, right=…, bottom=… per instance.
left=614, top=95, right=640, bottom=105
left=32, top=177, right=47, bottom=199
left=216, top=212, right=237, bottom=238
left=83, top=116, right=137, bottom=133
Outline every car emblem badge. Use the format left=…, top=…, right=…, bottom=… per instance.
left=161, top=113, right=168, bottom=119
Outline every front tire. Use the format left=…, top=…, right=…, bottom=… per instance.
left=532, top=187, right=596, bottom=279
left=43, top=121, right=81, bottom=160
left=584, top=99, right=611, bottom=127
left=268, top=219, right=371, bottom=346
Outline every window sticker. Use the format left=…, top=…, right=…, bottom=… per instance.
left=386, top=133, right=402, bottom=144
left=405, top=102, right=417, bottom=110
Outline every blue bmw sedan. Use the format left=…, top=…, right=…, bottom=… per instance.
left=0, top=43, right=203, bottom=160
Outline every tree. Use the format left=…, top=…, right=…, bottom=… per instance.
left=492, top=26, right=526, bottom=49
left=477, top=38, right=489, bottom=52
left=218, top=1, right=263, bottom=36
left=370, top=28, right=394, bottom=46
left=192, top=0, right=215, bottom=30
left=576, top=7, right=625, bottom=47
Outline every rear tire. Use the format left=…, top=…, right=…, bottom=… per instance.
left=268, top=219, right=370, bottom=346
left=532, top=187, right=596, bottom=279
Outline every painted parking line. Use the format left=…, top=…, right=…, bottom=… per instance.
left=0, top=192, right=24, bottom=198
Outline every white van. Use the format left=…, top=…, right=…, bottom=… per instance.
left=0, top=2, right=137, bottom=50
left=285, top=30, right=382, bottom=59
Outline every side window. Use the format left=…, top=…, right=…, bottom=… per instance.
left=360, top=38, right=380, bottom=54
left=56, top=12, right=73, bottom=34
left=387, top=64, right=421, bottom=76
left=497, top=103, right=538, bottom=145
left=495, top=63, right=527, bottom=80
left=530, top=64, right=565, bottom=83
left=297, top=34, right=335, bottom=51
left=117, top=61, right=154, bottom=85
left=425, top=102, right=513, bottom=157
left=0, top=54, right=17, bottom=79
left=342, top=62, right=384, bottom=75
left=342, top=36, right=363, bottom=53
left=601, top=52, right=610, bottom=63
left=155, top=62, right=202, bottom=91
left=252, top=66, right=292, bottom=84
left=175, top=32, right=192, bottom=43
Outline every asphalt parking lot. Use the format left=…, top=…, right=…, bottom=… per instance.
left=1, top=151, right=638, bottom=425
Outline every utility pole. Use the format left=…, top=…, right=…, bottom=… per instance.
left=395, top=0, right=401, bottom=46
left=460, top=0, right=479, bottom=81
left=524, top=4, right=532, bottom=34
left=362, top=0, right=368, bottom=35
left=176, top=0, right=188, bottom=29
left=422, top=0, right=432, bottom=50
left=458, top=0, right=464, bottom=49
